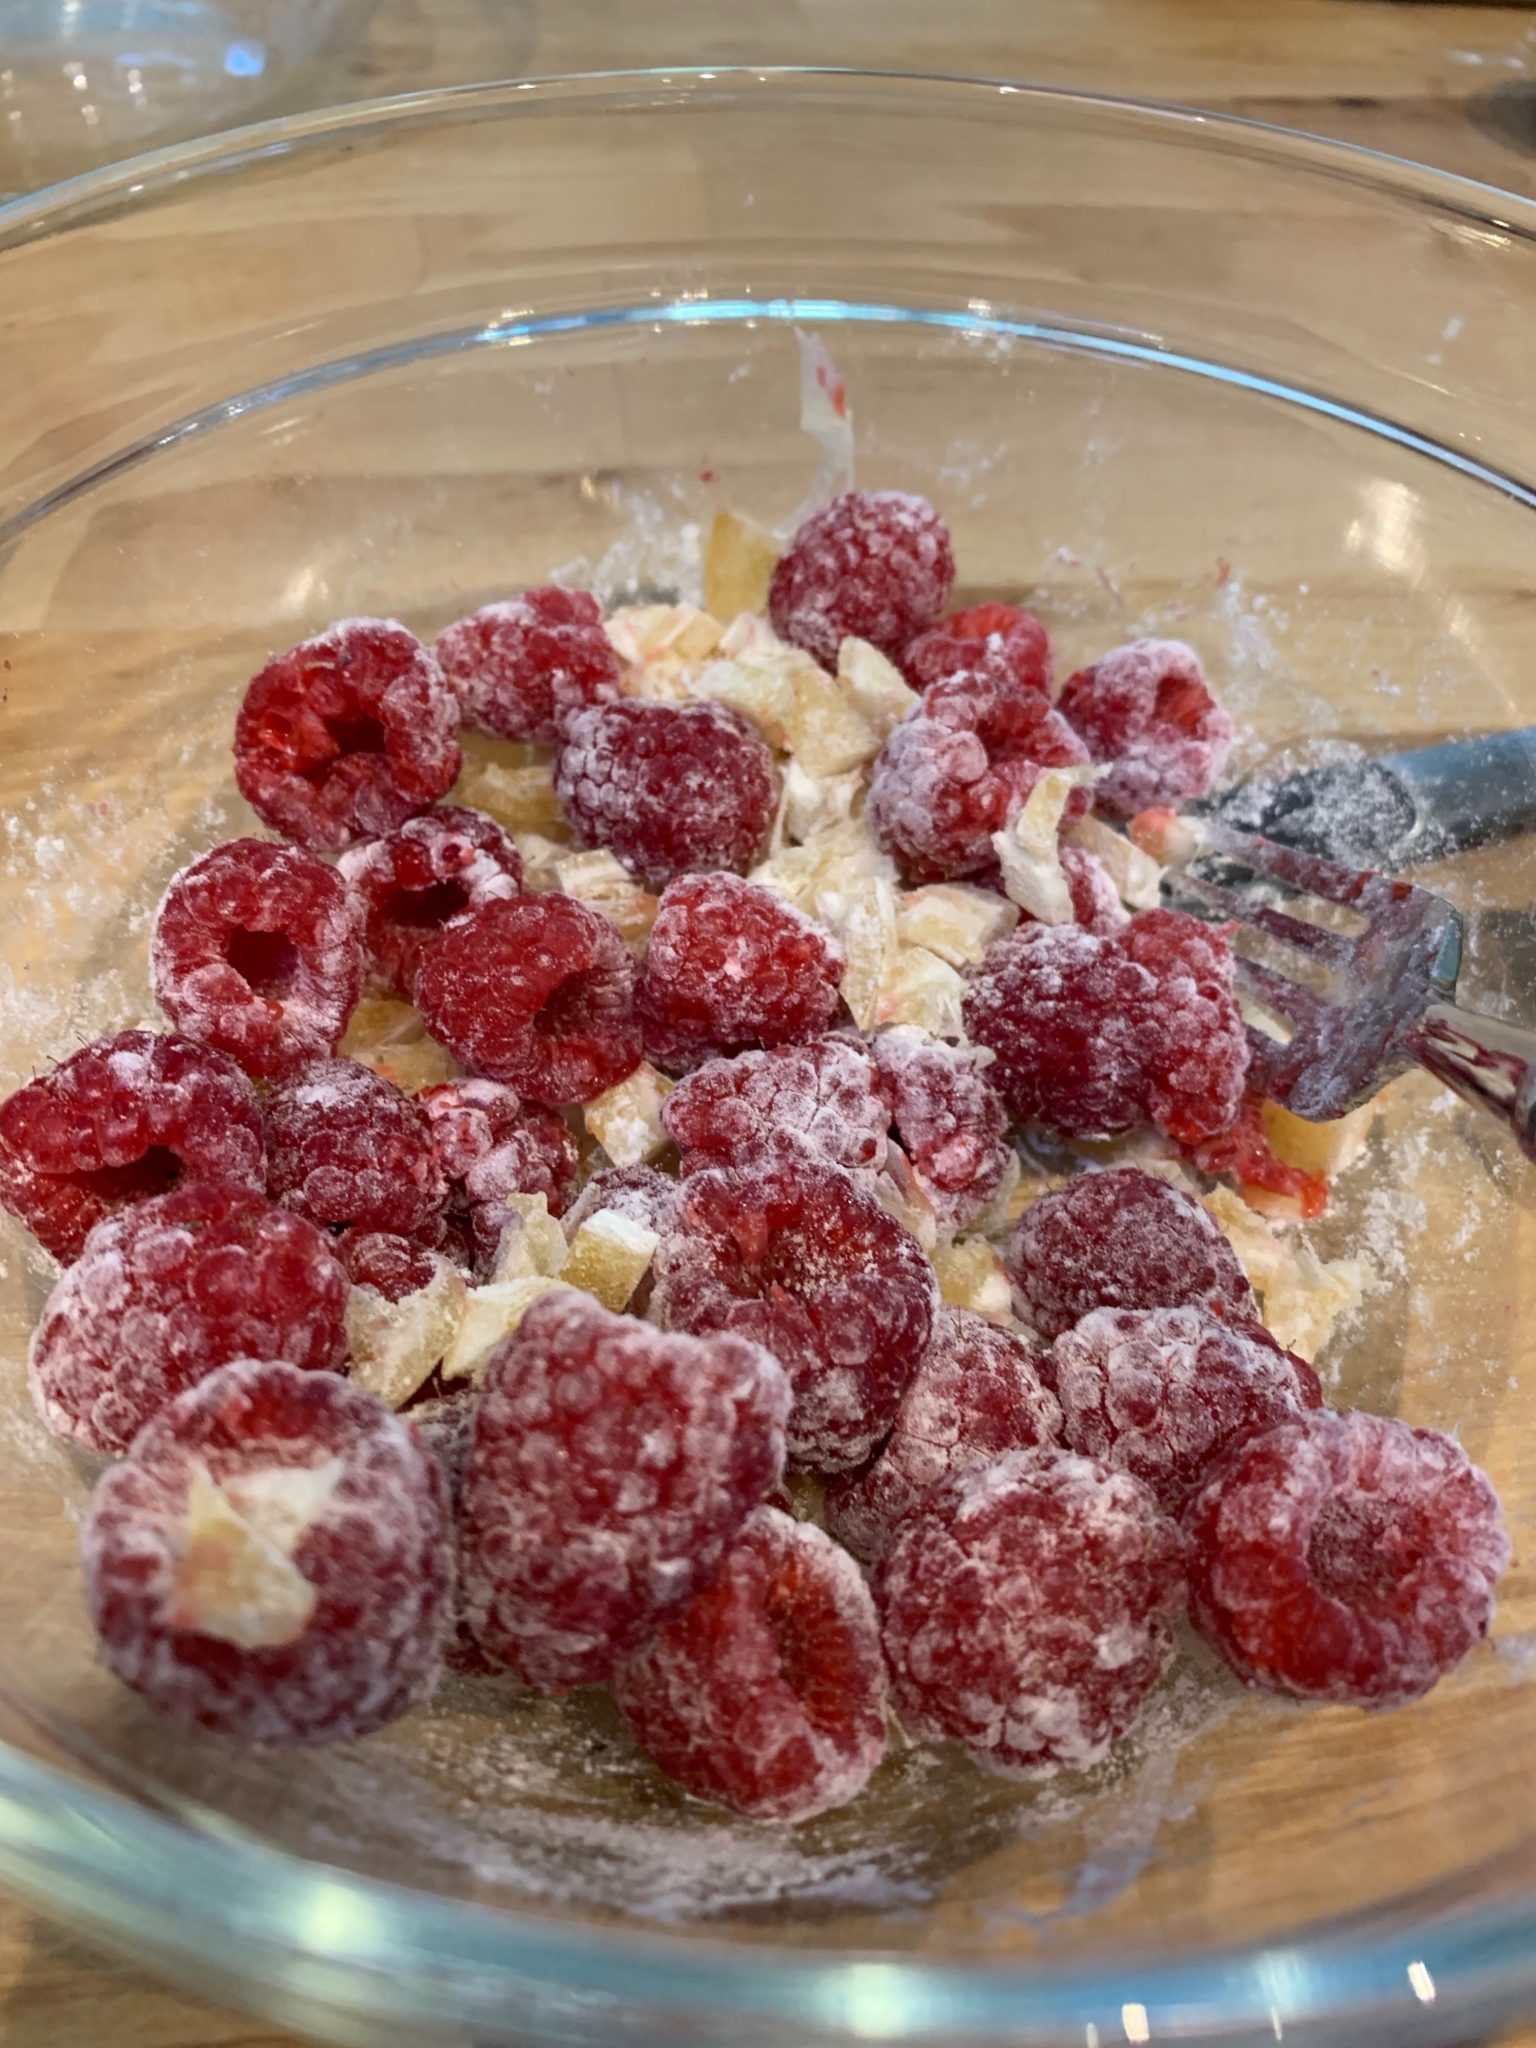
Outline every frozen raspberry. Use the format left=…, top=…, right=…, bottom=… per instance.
left=563, top=1163, right=679, bottom=1239
left=460, top=1290, right=790, bottom=1689
left=1179, top=1088, right=1328, bottom=1219
left=233, top=619, right=462, bottom=854
left=877, top=1448, right=1186, bottom=1777
left=963, top=910, right=1249, bottom=1142
left=663, top=1038, right=887, bottom=1177
left=1058, top=844, right=1129, bottom=937
left=824, top=1309, right=1061, bottom=1561
left=637, top=874, right=845, bottom=1074
left=411, top=1388, right=502, bottom=1679
left=0, top=1032, right=265, bottom=1264
left=336, top=1228, right=441, bottom=1300
left=338, top=806, right=522, bottom=1000
left=555, top=699, right=776, bottom=888
left=151, top=838, right=366, bottom=1083
left=1046, top=1306, right=1323, bottom=1511
left=904, top=603, right=1051, bottom=698
left=418, top=1078, right=578, bottom=1269
left=614, top=1507, right=887, bottom=1819
left=1185, top=1409, right=1509, bottom=1707
left=870, top=672, right=1091, bottom=883
left=434, top=588, right=622, bottom=743
left=30, top=1182, right=347, bottom=1456
left=870, top=1029, right=1010, bottom=1238
left=652, top=1159, right=937, bottom=1475
left=266, top=1057, right=447, bottom=1241
left=82, top=1359, right=452, bottom=1745
left=415, top=895, right=641, bottom=1107
left=769, top=490, right=955, bottom=668
left=1057, top=638, right=1234, bottom=820
left=1007, top=1168, right=1253, bottom=1341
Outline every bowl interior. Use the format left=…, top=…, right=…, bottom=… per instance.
left=0, top=73, right=1533, bottom=2004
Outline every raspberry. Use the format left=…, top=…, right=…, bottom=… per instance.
left=870, top=1029, right=1010, bottom=1238
left=151, top=838, right=366, bottom=1083
left=233, top=619, right=462, bottom=854
left=652, top=1159, right=937, bottom=1475
left=415, top=896, right=642, bottom=1107
left=1179, top=1088, right=1328, bottom=1219
left=460, top=1290, right=790, bottom=1689
left=412, top=1388, right=503, bottom=1679
left=662, top=1038, right=888, bottom=1177
left=82, top=1359, right=452, bottom=1745
left=870, top=672, right=1090, bottom=883
left=614, top=1507, right=887, bottom=1819
left=29, top=1182, right=347, bottom=1456
left=419, top=1078, right=579, bottom=1269
left=336, top=1228, right=441, bottom=1300
left=1056, top=844, right=1129, bottom=937
left=1047, top=1306, right=1323, bottom=1511
left=563, top=1163, right=679, bottom=1239
left=555, top=700, right=777, bottom=888
left=1007, top=1167, right=1254, bottom=1340
left=768, top=490, right=955, bottom=668
left=266, top=1058, right=447, bottom=1241
left=636, top=875, right=844, bottom=1074
left=0, top=1031, right=264, bottom=1263
left=338, top=806, right=522, bottom=1001
left=904, top=603, right=1051, bottom=698
left=963, top=910, right=1249, bottom=1142
left=434, top=588, right=622, bottom=743
left=824, top=1309, right=1061, bottom=1561
left=876, top=1448, right=1186, bottom=1777
left=1056, top=638, right=1234, bottom=820
left=1184, top=1409, right=1509, bottom=1707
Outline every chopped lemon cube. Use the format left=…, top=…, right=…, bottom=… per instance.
left=491, top=1193, right=569, bottom=1283
left=874, top=945, right=967, bottom=1038
left=346, top=1255, right=469, bottom=1409
left=686, top=654, right=795, bottom=746
left=339, top=994, right=460, bottom=1093
left=441, top=1278, right=570, bottom=1383
left=930, top=1239, right=1014, bottom=1323
left=584, top=1062, right=673, bottom=1167
left=554, top=848, right=658, bottom=949
left=897, top=883, right=1019, bottom=968
left=704, top=510, right=780, bottom=619
left=561, top=1211, right=660, bottom=1311
left=837, top=636, right=919, bottom=737
left=782, top=654, right=881, bottom=775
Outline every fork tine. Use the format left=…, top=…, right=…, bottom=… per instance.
left=1232, top=953, right=1330, bottom=1029
left=1174, top=868, right=1358, bottom=966
left=1196, top=819, right=1389, bottom=910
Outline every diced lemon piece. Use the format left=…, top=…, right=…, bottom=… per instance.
left=170, top=1463, right=321, bottom=1650
left=1261, top=1096, right=1378, bottom=1178
left=339, top=994, right=460, bottom=1093
left=584, top=1062, right=673, bottom=1167
left=836, top=636, right=919, bottom=737
left=456, top=757, right=568, bottom=836
left=780, top=760, right=864, bottom=846
left=346, top=1255, right=468, bottom=1409
left=874, top=945, right=967, bottom=1038
left=560, top=1211, right=660, bottom=1311
left=687, top=654, right=795, bottom=746
left=930, top=1239, right=1014, bottom=1324
left=491, top=1193, right=569, bottom=1283
left=781, top=653, right=881, bottom=775
left=1064, top=814, right=1164, bottom=911
left=441, top=1278, right=571, bottom=1384
left=704, top=510, right=780, bottom=619
left=991, top=766, right=1101, bottom=923
left=554, top=848, right=658, bottom=949
left=897, top=883, right=1019, bottom=968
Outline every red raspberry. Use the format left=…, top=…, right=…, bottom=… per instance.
left=652, top=1159, right=937, bottom=1475
left=637, top=875, right=844, bottom=1074
left=412, top=1388, right=504, bottom=1680
left=0, top=1031, right=264, bottom=1264
left=1054, top=844, right=1129, bottom=937
left=30, top=1182, right=347, bottom=1456
left=82, top=1359, right=452, bottom=1745
left=876, top=1448, right=1186, bottom=1777
left=233, top=619, right=462, bottom=854
left=460, top=1290, right=790, bottom=1689
left=903, top=602, right=1051, bottom=697
left=768, top=490, right=955, bottom=668
left=415, top=896, right=642, bottom=1107
left=151, top=838, right=365, bottom=1083
left=870, top=1029, right=1010, bottom=1238
left=1179, top=1088, right=1329, bottom=1220
left=418, top=1078, right=578, bottom=1269
left=266, top=1057, right=447, bottom=1241
left=1046, top=1306, right=1323, bottom=1511
left=563, top=1163, right=679, bottom=1239
left=1056, top=638, right=1234, bottom=820
left=869, top=672, right=1090, bottom=883
left=613, top=1507, right=887, bottom=1820
left=555, top=700, right=776, bottom=888
left=963, top=910, right=1249, bottom=1142
left=434, top=588, right=622, bottom=743
left=824, top=1309, right=1062, bottom=1561
left=1006, top=1167, right=1253, bottom=1340
left=336, top=1228, right=441, bottom=1300
left=338, top=806, right=522, bottom=1001
left=663, top=1038, right=888, bottom=1177
left=1184, top=1409, right=1509, bottom=1707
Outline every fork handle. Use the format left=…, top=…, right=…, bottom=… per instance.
left=1411, top=1002, right=1536, bottom=1161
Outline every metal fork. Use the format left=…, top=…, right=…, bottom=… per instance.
left=1163, top=820, right=1536, bottom=1160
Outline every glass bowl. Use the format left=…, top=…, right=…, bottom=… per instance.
left=0, top=69, right=1534, bottom=2048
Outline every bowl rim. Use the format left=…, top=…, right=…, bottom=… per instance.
left=1, top=64, right=1533, bottom=2044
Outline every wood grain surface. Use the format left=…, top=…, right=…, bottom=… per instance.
left=4, top=1, right=1536, bottom=2043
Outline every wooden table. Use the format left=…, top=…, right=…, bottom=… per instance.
left=4, top=0, right=1536, bottom=2041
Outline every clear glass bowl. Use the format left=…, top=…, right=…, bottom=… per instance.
left=0, top=70, right=1534, bottom=2048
